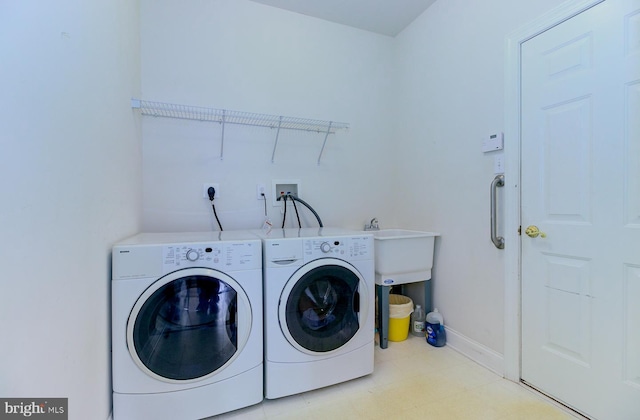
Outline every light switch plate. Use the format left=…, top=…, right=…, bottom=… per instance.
left=494, top=154, right=505, bottom=174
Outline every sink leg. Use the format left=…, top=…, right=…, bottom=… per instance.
left=376, top=284, right=391, bottom=349
left=424, top=278, right=433, bottom=313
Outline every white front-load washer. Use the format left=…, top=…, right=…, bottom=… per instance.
left=111, top=231, right=263, bottom=420
left=255, top=228, right=374, bottom=399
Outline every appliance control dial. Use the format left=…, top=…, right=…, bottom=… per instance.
left=320, top=242, right=332, bottom=253
left=186, top=249, right=199, bottom=261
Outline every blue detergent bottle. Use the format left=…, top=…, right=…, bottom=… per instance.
left=425, top=308, right=446, bottom=347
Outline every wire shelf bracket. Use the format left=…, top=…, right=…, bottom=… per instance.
left=131, top=98, right=349, bottom=164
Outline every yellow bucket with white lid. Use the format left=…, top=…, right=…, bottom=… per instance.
left=388, top=294, right=413, bottom=342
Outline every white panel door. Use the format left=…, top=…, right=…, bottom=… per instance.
left=521, top=0, right=640, bottom=418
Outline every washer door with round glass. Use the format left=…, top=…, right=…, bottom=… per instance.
left=126, top=268, right=252, bottom=383
left=279, top=259, right=368, bottom=354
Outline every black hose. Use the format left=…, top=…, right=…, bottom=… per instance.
left=211, top=201, right=223, bottom=231
left=207, top=186, right=223, bottom=231
left=262, top=194, right=267, bottom=216
left=281, top=194, right=287, bottom=228
left=286, top=194, right=323, bottom=227
left=291, top=195, right=301, bottom=228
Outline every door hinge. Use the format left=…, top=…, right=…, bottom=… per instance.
left=518, top=226, right=522, bottom=235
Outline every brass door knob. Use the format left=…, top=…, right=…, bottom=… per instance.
left=525, top=225, right=546, bottom=238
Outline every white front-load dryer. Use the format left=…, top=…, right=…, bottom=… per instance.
left=255, top=228, right=375, bottom=399
left=111, top=231, right=262, bottom=420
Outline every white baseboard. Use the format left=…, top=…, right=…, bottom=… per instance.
left=445, top=326, right=506, bottom=378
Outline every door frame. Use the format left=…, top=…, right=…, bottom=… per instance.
left=503, top=0, right=604, bottom=382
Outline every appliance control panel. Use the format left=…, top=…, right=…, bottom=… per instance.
left=162, top=241, right=260, bottom=272
left=303, top=235, right=373, bottom=261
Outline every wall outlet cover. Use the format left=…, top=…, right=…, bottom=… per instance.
left=203, top=183, right=220, bottom=199
left=256, top=184, right=266, bottom=200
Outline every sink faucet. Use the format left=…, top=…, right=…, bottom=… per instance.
left=365, top=218, right=380, bottom=231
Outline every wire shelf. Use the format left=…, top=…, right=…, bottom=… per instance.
left=132, top=99, right=349, bottom=164
left=132, top=99, right=349, bottom=133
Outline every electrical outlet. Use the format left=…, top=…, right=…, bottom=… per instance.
left=202, top=183, right=220, bottom=199
left=256, top=184, right=266, bottom=200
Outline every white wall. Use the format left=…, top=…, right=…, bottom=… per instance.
left=140, top=0, right=572, bottom=366
left=140, top=0, right=397, bottom=232
left=393, top=0, right=566, bottom=358
left=0, top=3, right=580, bottom=413
left=0, top=1, right=141, bottom=419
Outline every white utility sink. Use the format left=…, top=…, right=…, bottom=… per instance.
left=373, top=229, right=439, bottom=285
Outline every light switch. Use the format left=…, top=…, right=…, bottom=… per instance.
left=494, top=154, right=505, bottom=174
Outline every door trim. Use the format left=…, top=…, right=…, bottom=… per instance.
left=503, top=0, right=604, bottom=382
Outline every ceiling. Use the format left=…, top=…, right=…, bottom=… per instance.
left=248, top=0, right=437, bottom=37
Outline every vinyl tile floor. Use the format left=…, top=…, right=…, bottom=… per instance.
left=211, top=335, right=580, bottom=419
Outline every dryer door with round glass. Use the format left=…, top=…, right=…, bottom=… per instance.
left=126, top=268, right=252, bottom=383
left=280, top=259, right=368, bottom=354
